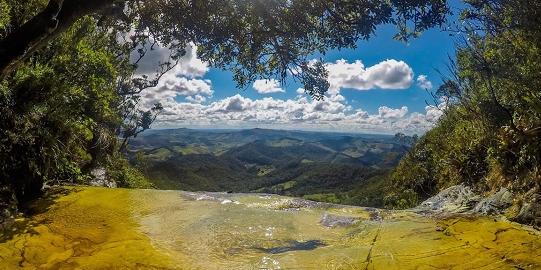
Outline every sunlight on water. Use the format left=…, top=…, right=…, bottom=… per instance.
left=0, top=187, right=540, bottom=269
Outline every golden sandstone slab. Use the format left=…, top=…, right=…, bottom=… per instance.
left=0, top=187, right=539, bottom=269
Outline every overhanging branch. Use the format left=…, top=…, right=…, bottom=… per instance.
left=0, top=0, right=114, bottom=77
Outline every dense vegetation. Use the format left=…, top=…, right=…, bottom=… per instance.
left=0, top=12, right=154, bottom=205
left=2, top=1, right=539, bottom=228
left=129, top=128, right=409, bottom=207
left=385, top=0, right=541, bottom=225
left=0, top=0, right=448, bottom=219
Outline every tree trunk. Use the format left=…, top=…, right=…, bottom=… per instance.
left=0, top=0, right=112, bottom=77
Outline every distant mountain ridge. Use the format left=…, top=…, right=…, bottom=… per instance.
left=128, top=128, right=411, bottom=206
left=134, top=127, right=396, bottom=144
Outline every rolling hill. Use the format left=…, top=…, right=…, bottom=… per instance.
left=128, top=128, right=412, bottom=206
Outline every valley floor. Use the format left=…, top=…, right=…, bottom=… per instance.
left=1, top=187, right=540, bottom=269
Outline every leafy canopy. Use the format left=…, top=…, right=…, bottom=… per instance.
left=386, top=0, right=541, bottom=227
left=2, top=0, right=449, bottom=98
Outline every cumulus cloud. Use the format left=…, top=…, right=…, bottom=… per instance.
left=136, top=43, right=213, bottom=108
left=185, top=94, right=208, bottom=104
left=149, top=92, right=445, bottom=134
left=159, top=77, right=212, bottom=97
left=417, top=75, right=433, bottom=90
left=326, top=59, right=414, bottom=94
left=253, top=79, right=285, bottom=94
left=134, top=43, right=208, bottom=78
left=208, top=95, right=254, bottom=112
left=136, top=52, right=442, bottom=134
left=378, top=106, right=408, bottom=119
left=139, top=77, right=213, bottom=109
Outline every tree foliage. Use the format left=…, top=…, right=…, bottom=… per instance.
left=1, top=0, right=449, bottom=90
left=0, top=0, right=448, bottom=207
left=386, top=0, right=541, bottom=224
left=0, top=5, right=152, bottom=201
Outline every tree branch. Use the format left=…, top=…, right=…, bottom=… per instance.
left=0, top=0, right=114, bottom=77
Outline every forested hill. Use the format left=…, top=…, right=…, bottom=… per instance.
left=127, top=128, right=413, bottom=206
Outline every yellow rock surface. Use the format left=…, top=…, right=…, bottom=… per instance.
left=0, top=187, right=539, bottom=269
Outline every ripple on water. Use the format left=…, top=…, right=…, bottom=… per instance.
left=258, top=256, right=281, bottom=270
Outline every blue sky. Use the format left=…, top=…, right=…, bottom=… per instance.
left=138, top=4, right=462, bottom=135
left=207, top=24, right=456, bottom=114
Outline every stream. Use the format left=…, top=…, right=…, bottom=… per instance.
left=0, top=187, right=540, bottom=269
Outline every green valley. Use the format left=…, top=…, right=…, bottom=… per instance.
left=127, top=128, right=411, bottom=207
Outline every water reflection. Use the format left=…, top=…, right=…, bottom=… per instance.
left=254, top=239, right=326, bottom=254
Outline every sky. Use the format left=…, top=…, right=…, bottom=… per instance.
left=136, top=6, right=461, bottom=135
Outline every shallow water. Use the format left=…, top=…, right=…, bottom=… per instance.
left=0, top=187, right=540, bottom=269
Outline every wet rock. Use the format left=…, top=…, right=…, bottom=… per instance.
left=89, top=167, right=117, bottom=188
left=182, top=192, right=219, bottom=201
left=258, top=256, right=281, bottom=270
left=0, top=185, right=17, bottom=232
left=273, top=198, right=322, bottom=210
left=181, top=191, right=240, bottom=205
left=473, top=188, right=513, bottom=215
left=418, top=185, right=540, bottom=228
left=320, top=212, right=360, bottom=228
left=3, top=187, right=541, bottom=269
left=366, top=208, right=383, bottom=221
left=184, top=192, right=220, bottom=201
left=514, top=188, right=541, bottom=227
left=417, top=185, right=480, bottom=214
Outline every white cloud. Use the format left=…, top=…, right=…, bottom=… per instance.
left=208, top=95, right=255, bottom=112
left=149, top=92, right=445, bottom=134
left=185, top=94, right=208, bottom=104
left=378, top=106, right=408, bottom=119
left=139, top=77, right=213, bottom=109
left=253, top=79, right=285, bottom=94
left=417, top=75, right=433, bottom=90
left=134, top=43, right=208, bottom=78
left=326, top=59, right=414, bottom=94
left=136, top=53, right=442, bottom=134
left=136, top=43, right=213, bottom=108
left=159, top=77, right=212, bottom=97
